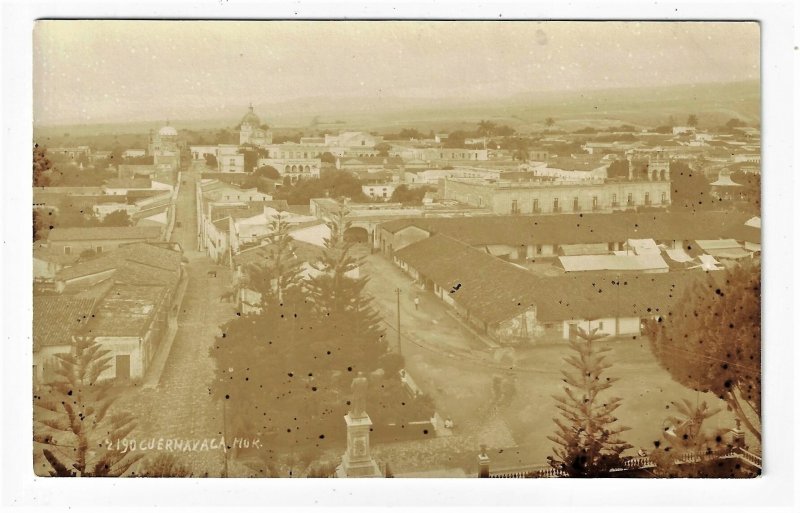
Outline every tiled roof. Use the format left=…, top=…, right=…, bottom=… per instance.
left=546, top=157, right=608, bottom=172
left=85, top=284, right=167, bottom=337
left=394, top=234, right=707, bottom=325
left=234, top=239, right=324, bottom=268
left=726, top=224, right=760, bottom=244
left=394, top=234, right=540, bottom=325
left=47, top=226, right=162, bottom=242
left=379, top=211, right=751, bottom=247
left=56, top=242, right=182, bottom=288
left=103, top=178, right=153, bottom=189
left=33, top=296, right=96, bottom=351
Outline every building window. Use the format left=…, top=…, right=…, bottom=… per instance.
left=645, top=192, right=651, bottom=205
left=661, top=192, right=667, bottom=204
left=229, top=158, right=235, bottom=166
left=612, top=193, right=618, bottom=206
left=553, top=198, right=559, bottom=211
left=64, top=246, right=71, bottom=255
left=573, top=197, right=579, bottom=211
left=96, top=246, right=103, bottom=254
left=598, top=321, right=605, bottom=329
left=592, top=196, right=598, bottom=210
left=627, top=193, right=634, bottom=206
left=533, top=199, right=540, bottom=212
left=536, top=245, right=543, bottom=255
left=511, top=199, right=519, bottom=214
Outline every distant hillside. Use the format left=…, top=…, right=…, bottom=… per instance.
left=34, top=80, right=759, bottom=138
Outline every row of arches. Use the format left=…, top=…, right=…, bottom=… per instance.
left=284, top=164, right=313, bottom=174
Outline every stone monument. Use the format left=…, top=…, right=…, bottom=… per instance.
left=336, top=372, right=383, bottom=478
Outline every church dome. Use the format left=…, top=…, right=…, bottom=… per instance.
left=159, top=125, right=178, bottom=137
left=240, top=104, right=261, bottom=127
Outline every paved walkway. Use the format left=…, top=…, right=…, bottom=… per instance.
left=113, top=163, right=242, bottom=476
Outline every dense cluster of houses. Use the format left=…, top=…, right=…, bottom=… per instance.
left=378, top=211, right=760, bottom=346
left=33, top=241, right=187, bottom=385
left=33, top=105, right=761, bottom=382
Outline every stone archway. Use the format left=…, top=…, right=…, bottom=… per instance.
left=343, top=226, right=369, bottom=244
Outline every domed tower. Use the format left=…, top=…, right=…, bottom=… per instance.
left=148, top=121, right=181, bottom=169
left=238, top=103, right=272, bottom=147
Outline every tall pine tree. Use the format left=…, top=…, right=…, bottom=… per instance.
left=33, top=337, right=142, bottom=477
left=210, top=210, right=328, bottom=459
left=547, top=327, right=633, bottom=477
left=305, top=203, right=387, bottom=373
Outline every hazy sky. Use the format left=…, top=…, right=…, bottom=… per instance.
left=33, top=21, right=760, bottom=125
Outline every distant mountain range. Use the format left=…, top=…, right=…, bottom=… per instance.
left=35, top=80, right=759, bottom=136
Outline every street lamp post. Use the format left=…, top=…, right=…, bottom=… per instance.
left=395, top=288, right=402, bottom=356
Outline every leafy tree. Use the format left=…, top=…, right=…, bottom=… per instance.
left=33, top=144, right=52, bottom=186
left=255, top=165, right=280, bottom=180
left=607, top=159, right=630, bottom=180
left=649, top=399, right=733, bottom=477
left=669, top=161, right=711, bottom=211
left=647, top=262, right=761, bottom=442
left=444, top=130, right=468, bottom=148
left=375, top=142, right=391, bottom=157
left=397, top=128, right=424, bottom=140
left=33, top=210, right=49, bottom=242
left=204, top=153, right=218, bottom=168
left=729, top=170, right=761, bottom=212
left=216, top=129, right=235, bottom=145
left=544, top=117, right=556, bottom=129
left=494, top=125, right=516, bottom=137
left=477, top=120, right=497, bottom=137
left=687, top=114, right=699, bottom=127
left=725, top=118, right=745, bottom=128
left=547, top=327, right=633, bottom=477
left=239, top=147, right=259, bottom=173
left=33, top=337, right=142, bottom=476
left=320, top=152, right=336, bottom=164
left=273, top=169, right=367, bottom=205
left=101, top=209, right=132, bottom=227
left=389, top=184, right=432, bottom=205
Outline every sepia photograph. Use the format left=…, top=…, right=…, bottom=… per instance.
left=28, top=19, right=765, bottom=482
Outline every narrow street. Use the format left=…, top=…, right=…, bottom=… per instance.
left=114, top=162, right=241, bottom=476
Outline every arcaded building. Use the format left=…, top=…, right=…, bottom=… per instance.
left=442, top=176, right=671, bottom=215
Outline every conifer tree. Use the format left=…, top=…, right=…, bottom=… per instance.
left=305, top=203, right=387, bottom=373
left=243, top=211, right=305, bottom=306
left=547, top=327, right=632, bottom=477
left=649, top=399, right=732, bottom=477
left=33, top=337, right=141, bottom=477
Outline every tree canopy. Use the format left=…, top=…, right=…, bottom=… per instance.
left=273, top=169, right=368, bottom=205
left=389, top=184, right=432, bottom=205
left=646, top=262, right=761, bottom=441
left=669, top=161, right=712, bottom=211
left=33, top=144, right=52, bottom=186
